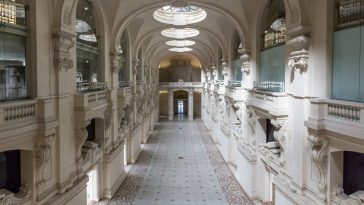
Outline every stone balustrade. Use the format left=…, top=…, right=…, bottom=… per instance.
left=0, top=100, right=38, bottom=126
left=159, top=82, right=202, bottom=88
left=246, top=89, right=289, bottom=117
left=305, top=98, right=364, bottom=140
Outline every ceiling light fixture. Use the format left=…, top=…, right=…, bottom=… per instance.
left=169, top=47, right=193, bottom=52
left=166, top=40, right=196, bottom=47
left=161, top=28, right=199, bottom=39
left=153, top=0, right=207, bottom=26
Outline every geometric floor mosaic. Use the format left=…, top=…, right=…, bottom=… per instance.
left=98, top=119, right=253, bottom=205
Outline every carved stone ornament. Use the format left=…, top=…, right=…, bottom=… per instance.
left=35, top=134, right=56, bottom=188
left=238, top=48, right=251, bottom=74
left=0, top=184, right=30, bottom=205
left=53, top=31, right=75, bottom=72
left=287, top=35, right=310, bottom=72
left=271, top=118, right=288, bottom=165
left=110, top=52, right=119, bottom=73
left=307, top=133, right=328, bottom=193
left=221, top=59, right=229, bottom=76
left=132, top=59, right=139, bottom=75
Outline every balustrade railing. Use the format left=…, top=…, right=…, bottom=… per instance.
left=0, top=1, right=26, bottom=27
left=328, top=102, right=361, bottom=122
left=0, top=100, right=37, bottom=125
left=77, top=82, right=107, bottom=93
left=119, top=81, right=132, bottom=88
left=253, top=81, right=285, bottom=93
left=214, top=80, right=224, bottom=86
left=136, top=81, right=145, bottom=86
left=337, top=0, right=364, bottom=27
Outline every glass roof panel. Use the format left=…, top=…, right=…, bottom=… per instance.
left=161, top=28, right=199, bottom=39
left=166, top=40, right=196, bottom=47
left=153, top=4, right=207, bottom=26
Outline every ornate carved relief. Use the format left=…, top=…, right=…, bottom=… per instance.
left=35, top=134, right=55, bottom=188
left=75, top=120, right=91, bottom=174
left=271, top=118, right=288, bottom=166
left=0, top=184, right=30, bottom=205
left=307, top=133, right=328, bottom=193
left=63, top=6, right=71, bottom=26
left=238, top=48, right=251, bottom=74
left=110, top=52, right=119, bottom=73
left=287, top=35, right=310, bottom=72
left=53, top=32, right=75, bottom=72
left=221, top=59, right=229, bottom=77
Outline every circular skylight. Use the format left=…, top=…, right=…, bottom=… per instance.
left=153, top=3, right=207, bottom=26
left=166, top=40, right=196, bottom=47
left=161, top=28, right=199, bottom=39
left=169, top=47, right=193, bottom=53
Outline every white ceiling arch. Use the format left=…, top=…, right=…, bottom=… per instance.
left=109, top=0, right=250, bottom=53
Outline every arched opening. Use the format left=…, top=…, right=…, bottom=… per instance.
left=76, top=0, right=105, bottom=92
left=330, top=150, right=364, bottom=203
left=258, top=0, right=286, bottom=92
left=332, top=0, right=364, bottom=102
left=159, top=54, right=202, bottom=82
left=0, top=149, right=32, bottom=201
left=0, top=0, right=28, bottom=101
left=82, top=118, right=104, bottom=203
left=118, top=30, right=130, bottom=87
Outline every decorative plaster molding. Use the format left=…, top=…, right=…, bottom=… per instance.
left=221, top=59, right=229, bottom=76
left=53, top=31, right=75, bottom=72
left=307, top=133, right=328, bottom=194
left=287, top=35, right=310, bottom=72
left=35, top=134, right=55, bottom=189
left=239, top=49, right=251, bottom=74
left=271, top=118, right=288, bottom=166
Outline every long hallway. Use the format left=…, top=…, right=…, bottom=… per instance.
left=101, top=119, right=252, bottom=205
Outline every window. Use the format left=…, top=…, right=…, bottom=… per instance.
left=259, top=0, right=286, bottom=84
left=218, top=48, right=223, bottom=81
left=232, top=32, right=243, bottom=81
left=119, top=31, right=129, bottom=84
left=76, top=0, right=103, bottom=92
left=136, top=48, right=142, bottom=82
left=332, top=0, right=364, bottom=102
left=0, top=0, right=27, bottom=101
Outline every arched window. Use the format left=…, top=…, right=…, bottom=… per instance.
left=332, top=0, right=364, bottom=102
left=0, top=0, right=27, bottom=101
left=232, top=31, right=242, bottom=82
left=259, top=0, right=286, bottom=88
left=76, top=0, right=103, bottom=92
left=119, top=31, right=130, bottom=86
left=136, top=48, right=143, bottom=83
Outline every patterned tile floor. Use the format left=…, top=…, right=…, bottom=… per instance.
left=99, top=118, right=253, bottom=205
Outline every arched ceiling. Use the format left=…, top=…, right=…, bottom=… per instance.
left=92, top=0, right=259, bottom=67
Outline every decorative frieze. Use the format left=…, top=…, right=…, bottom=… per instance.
left=271, top=118, right=288, bottom=166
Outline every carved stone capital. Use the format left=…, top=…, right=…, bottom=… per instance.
left=287, top=35, right=310, bottom=72
left=307, top=132, right=328, bottom=193
left=110, top=52, right=119, bottom=73
left=239, top=49, right=251, bottom=74
left=52, top=31, right=75, bottom=72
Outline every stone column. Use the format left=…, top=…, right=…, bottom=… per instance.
left=168, top=89, right=174, bottom=121
left=188, top=89, right=194, bottom=121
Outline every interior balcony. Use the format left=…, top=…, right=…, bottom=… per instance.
left=246, top=81, right=289, bottom=117
left=118, top=82, right=133, bottom=107
left=305, top=98, right=364, bottom=141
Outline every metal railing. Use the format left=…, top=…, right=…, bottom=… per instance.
left=0, top=1, right=26, bottom=26
left=77, top=82, right=107, bottom=93
left=253, top=81, right=285, bottom=93
left=119, top=81, right=132, bottom=88
left=337, top=0, right=364, bottom=27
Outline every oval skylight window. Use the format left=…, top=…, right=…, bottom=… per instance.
left=161, top=28, right=199, bottom=39
left=166, top=40, right=196, bottom=47
left=153, top=3, right=207, bottom=26
left=79, top=34, right=97, bottom=42
left=169, top=47, right=193, bottom=53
